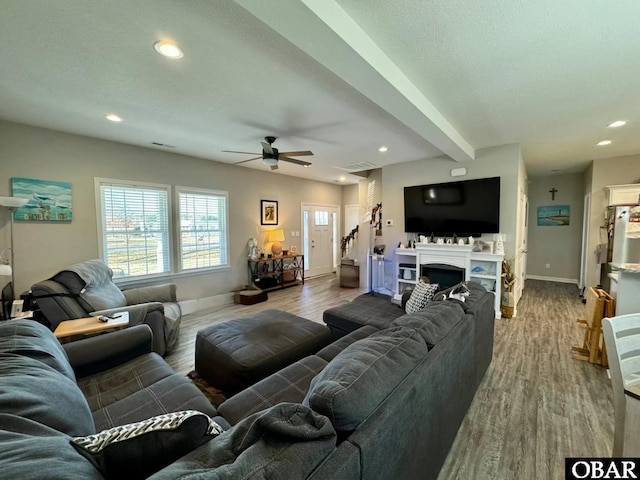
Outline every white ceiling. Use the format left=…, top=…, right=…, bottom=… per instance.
left=1, top=0, right=639, bottom=184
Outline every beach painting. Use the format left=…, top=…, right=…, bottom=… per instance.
left=537, top=205, right=569, bottom=226
left=11, top=177, right=72, bottom=222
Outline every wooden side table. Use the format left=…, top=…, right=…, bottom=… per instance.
left=54, top=312, right=129, bottom=342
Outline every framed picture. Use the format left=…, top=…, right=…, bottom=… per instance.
left=537, top=205, right=570, bottom=226
left=11, top=177, right=72, bottom=222
left=260, top=200, right=278, bottom=225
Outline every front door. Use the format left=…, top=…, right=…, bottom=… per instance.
left=302, top=204, right=338, bottom=277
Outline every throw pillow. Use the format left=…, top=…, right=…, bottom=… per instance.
left=404, top=280, right=439, bottom=314
left=71, top=410, right=224, bottom=479
left=303, top=326, right=428, bottom=431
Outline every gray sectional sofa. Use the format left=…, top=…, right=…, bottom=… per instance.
left=0, top=281, right=495, bottom=479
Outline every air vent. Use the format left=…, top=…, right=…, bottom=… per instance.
left=336, top=161, right=377, bottom=171
left=151, top=142, right=176, bottom=148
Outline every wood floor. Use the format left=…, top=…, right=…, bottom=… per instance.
left=164, top=274, right=366, bottom=376
left=165, top=277, right=614, bottom=480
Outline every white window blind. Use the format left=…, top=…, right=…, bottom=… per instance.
left=99, top=181, right=171, bottom=278
left=178, top=189, right=228, bottom=271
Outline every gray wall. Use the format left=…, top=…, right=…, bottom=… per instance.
left=0, top=120, right=530, bottom=300
left=527, top=173, right=583, bottom=282
left=381, top=144, right=522, bottom=259
left=342, top=184, right=358, bottom=207
left=0, top=120, right=342, bottom=299
left=378, top=143, right=523, bottom=292
left=584, top=155, right=640, bottom=288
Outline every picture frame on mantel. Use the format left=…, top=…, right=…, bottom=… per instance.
left=260, top=200, right=278, bottom=225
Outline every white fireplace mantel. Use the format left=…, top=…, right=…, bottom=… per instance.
left=415, top=244, right=474, bottom=274
left=395, top=243, right=504, bottom=318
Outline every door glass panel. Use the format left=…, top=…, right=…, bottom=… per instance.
left=303, top=210, right=309, bottom=270
left=332, top=211, right=338, bottom=268
left=314, top=211, right=329, bottom=226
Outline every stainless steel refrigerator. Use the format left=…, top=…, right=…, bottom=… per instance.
left=600, top=204, right=640, bottom=291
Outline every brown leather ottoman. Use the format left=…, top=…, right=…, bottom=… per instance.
left=195, top=309, right=331, bottom=395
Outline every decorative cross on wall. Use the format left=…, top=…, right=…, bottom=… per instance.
left=549, top=188, right=558, bottom=200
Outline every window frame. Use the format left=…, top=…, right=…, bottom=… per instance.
left=95, top=178, right=230, bottom=285
left=95, top=178, right=174, bottom=282
left=175, top=186, right=229, bottom=273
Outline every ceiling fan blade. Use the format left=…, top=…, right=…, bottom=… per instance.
left=261, top=142, right=274, bottom=155
left=234, top=156, right=262, bottom=165
left=279, top=156, right=312, bottom=167
left=222, top=150, right=261, bottom=155
left=279, top=150, right=313, bottom=157
left=270, top=164, right=279, bottom=171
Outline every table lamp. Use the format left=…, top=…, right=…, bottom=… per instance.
left=268, top=229, right=285, bottom=256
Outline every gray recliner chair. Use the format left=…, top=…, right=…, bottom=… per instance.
left=31, top=259, right=181, bottom=356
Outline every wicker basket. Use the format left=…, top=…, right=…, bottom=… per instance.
left=501, top=305, right=514, bottom=319
left=501, top=290, right=515, bottom=318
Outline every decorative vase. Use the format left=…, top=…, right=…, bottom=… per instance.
left=494, top=234, right=505, bottom=255
left=501, top=290, right=515, bottom=318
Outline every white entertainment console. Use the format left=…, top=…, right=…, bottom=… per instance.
left=394, top=244, right=503, bottom=318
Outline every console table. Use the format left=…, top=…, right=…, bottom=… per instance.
left=248, top=254, right=304, bottom=292
left=394, top=244, right=503, bottom=318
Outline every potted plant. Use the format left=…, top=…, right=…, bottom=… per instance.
left=501, top=259, right=516, bottom=318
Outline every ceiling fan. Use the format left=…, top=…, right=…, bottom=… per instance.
left=223, top=136, right=313, bottom=170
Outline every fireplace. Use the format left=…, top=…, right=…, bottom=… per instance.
left=421, top=264, right=465, bottom=290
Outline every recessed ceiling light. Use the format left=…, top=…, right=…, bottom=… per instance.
left=153, top=40, right=184, bottom=59
left=105, top=113, right=123, bottom=122
left=378, top=146, right=388, bottom=152
left=608, top=120, right=626, bottom=128
left=339, top=176, right=346, bottom=182
left=597, top=140, right=612, bottom=146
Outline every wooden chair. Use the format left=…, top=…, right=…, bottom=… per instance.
left=572, top=287, right=615, bottom=366
left=602, top=313, right=640, bottom=456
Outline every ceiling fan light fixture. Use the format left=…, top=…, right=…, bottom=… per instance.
left=263, top=158, right=278, bottom=167
left=154, top=40, right=184, bottom=59
left=608, top=120, right=626, bottom=128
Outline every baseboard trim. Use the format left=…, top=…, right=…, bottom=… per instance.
left=179, top=293, right=234, bottom=315
left=526, top=275, right=579, bottom=285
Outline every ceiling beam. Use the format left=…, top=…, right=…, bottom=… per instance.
left=235, top=0, right=475, bottom=162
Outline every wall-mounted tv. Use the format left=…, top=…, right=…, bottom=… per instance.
left=404, top=176, right=500, bottom=236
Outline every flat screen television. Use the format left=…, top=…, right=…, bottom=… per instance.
left=404, top=176, right=500, bottom=236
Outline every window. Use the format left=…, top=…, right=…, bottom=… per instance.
left=97, top=179, right=171, bottom=279
left=177, top=188, right=228, bottom=271
left=314, top=210, right=329, bottom=226
left=96, top=179, right=229, bottom=280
